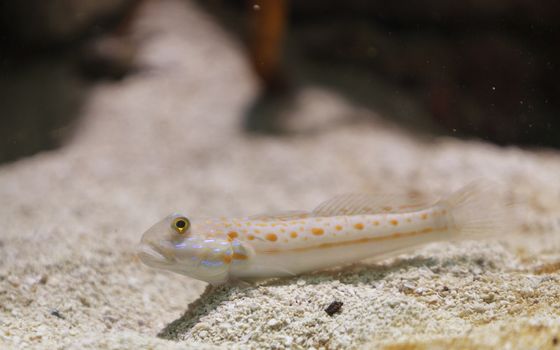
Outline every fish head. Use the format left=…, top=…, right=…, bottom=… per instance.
left=138, top=213, right=232, bottom=284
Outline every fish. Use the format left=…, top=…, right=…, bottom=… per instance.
left=138, top=180, right=510, bottom=285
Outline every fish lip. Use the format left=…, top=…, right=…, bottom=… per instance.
left=138, top=243, right=173, bottom=266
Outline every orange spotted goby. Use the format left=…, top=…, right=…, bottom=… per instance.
left=138, top=180, right=510, bottom=285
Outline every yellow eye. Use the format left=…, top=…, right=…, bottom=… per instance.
left=171, top=217, right=190, bottom=234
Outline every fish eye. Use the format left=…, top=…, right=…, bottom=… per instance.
left=171, top=217, right=190, bottom=234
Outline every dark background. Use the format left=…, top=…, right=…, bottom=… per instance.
left=1, top=0, right=559, bottom=163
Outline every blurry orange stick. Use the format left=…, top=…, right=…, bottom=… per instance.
left=248, top=0, right=287, bottom=88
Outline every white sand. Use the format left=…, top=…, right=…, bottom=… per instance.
left=1, top=0, right=560, bottom=349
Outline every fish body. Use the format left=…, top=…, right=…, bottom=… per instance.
left=138, top=181, right=507, bottom=285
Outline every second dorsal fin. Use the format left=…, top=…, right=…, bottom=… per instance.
left=312, top=193, right=435, bottom=217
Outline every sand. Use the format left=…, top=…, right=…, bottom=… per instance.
left=1, top=0, right=560, bottom=349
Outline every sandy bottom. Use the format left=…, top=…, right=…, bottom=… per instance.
left=2, top=1, right=560, bottom=349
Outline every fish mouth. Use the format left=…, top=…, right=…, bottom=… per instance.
left=137, top=243, right=173, bottom=267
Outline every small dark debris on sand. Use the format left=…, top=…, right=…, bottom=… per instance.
left=325, top=301, right=344, bottom=316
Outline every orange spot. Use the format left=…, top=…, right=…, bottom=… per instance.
left=421, top=213, right=428, bottom=220
left=247, top=235, right=255, bottom=240
left=227, top=231, right=238, bottom=240
left=382, top=206, right=393, bottom=211
left=311, top=228, right=324, bottom=235
left=260, top=226, right=449, bottom=254
left=390, top=219, right=399, bottom=226
left=290, top=231, right=298, bottom=238
left=254, top=229, right=261, bottom=234
left=354, top=223, right=364, bottom=230
left=373, top=221, right=380, bottom=226
left=223, top=255, right=232, bottom=264
left=232, top=253, right=248, bottom=260
left=266, top=233, right=278, bottom=242
left=335, top=225, right=343, bottom=231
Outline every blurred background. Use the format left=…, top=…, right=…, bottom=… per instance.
left=2, top=2, right=560, bottom=348
left=1, top=0, right=559, bottom=163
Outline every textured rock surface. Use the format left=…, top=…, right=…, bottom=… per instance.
left=1, top=0, right=560, bottom=349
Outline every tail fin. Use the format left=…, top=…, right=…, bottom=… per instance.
left=442, top=180, right=513, bottom=240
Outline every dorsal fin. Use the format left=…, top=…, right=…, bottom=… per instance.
left=248, top=210, right=311, bottom=221
left=312, top=193, right=435, bottom=217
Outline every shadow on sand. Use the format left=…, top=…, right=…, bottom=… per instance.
left=157, top=253, right=462, bottom=341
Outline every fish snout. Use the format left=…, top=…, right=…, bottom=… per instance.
left=137, top=242, right=173, bottom=267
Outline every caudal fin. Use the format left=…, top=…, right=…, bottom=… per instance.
left=442, top=180, right=513, bottom=240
